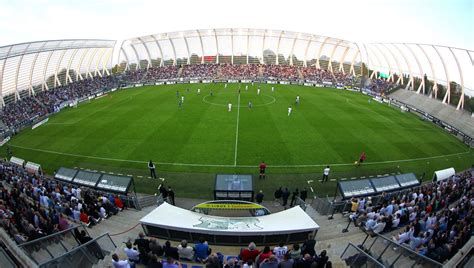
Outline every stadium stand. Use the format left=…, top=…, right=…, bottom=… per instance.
left=344, top=169, right=472, bottom=265
left=389, top=89, right=474, bottom=139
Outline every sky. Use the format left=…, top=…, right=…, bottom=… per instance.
left=0, top=0, right=472, bottom=49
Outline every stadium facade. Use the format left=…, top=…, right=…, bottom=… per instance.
left=0, top=28, right=472, bottom=109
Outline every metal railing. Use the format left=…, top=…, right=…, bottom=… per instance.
left=341, top=242, right=384, bottom=267
left=39, top=232, right=116, bottom=268
left=359, top=232, right=443, bottom=268
left=18, top=225, right=89, bottom=265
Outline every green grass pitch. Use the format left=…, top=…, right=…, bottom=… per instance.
left=5, top=83, right=472, bottom=199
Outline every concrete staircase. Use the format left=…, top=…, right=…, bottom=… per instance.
left=296, top=68, right=304, bottom=80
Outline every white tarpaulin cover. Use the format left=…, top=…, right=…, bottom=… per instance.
left=433, top=168, right=455, bottom=182
left=140, top=202, right=319, bottom=235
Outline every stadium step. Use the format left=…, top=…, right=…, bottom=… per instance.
left=297, top=68, right=304, bottom=79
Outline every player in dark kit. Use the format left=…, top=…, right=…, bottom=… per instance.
left=259, top=161, right=267, bottom=179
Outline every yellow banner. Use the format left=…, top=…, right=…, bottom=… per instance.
left=195, top=203, right=264, bottom=209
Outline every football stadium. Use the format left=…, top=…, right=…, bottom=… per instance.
left=0, top=1, right=473, bottom=268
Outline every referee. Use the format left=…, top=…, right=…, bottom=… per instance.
left=148, top=160, right=157, bottom=179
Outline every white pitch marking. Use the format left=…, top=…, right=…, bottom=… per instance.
left=341, top=178, right=347, bottom=181
left=330, top=179, right=336, bottom=181
left=233, top=93, right=241, bottom=166
left=7, top=145, right=470, bottom=169
left=137, top=176, right=143, bottom=178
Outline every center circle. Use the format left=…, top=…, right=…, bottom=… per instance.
left=202, top=93, right=276, bottom=107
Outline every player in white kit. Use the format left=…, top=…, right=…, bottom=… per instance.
left=224, top=83, right=227, bottom=88
left=197, top=88, right=201, bottom=94
left=295, top=95, right=300, bottom=105
left=245, top=85, right=248, bottom=90
left=228, top=102, right=232, bottom=112
left=272, top=86, right=274, bottom=92
left=288, top=106, right=292, bottom=116
left=181, top=96, right=184, bottom=103
left=257, top=88, right=260, bottom=95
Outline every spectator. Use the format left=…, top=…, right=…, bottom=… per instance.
left=148, top=254, right=163, bottom=268
left=112, top=253, right=131, bottom=268
left=273, top=241, right=288, bottom=261
left=134, top=232, right=150, bottom=253
left=256, top=190, right=264, bottom=204
left=149, top=239, right=164, bottom=257
left=257, top=246, right=273, bottom=265
left=240, top=242, right=260, bottom=263
left=260, top=255, right=279, bottom=268
left=177, top=239, right=194, bottom=261
left=195, top=237, right=210, bottom=262
left=124, top=242, right=140, bottom=263
left=301, top=234, right=316, bottom=257
left=163, top=240, right=179, bottom=260
left=289, top=244, right=301, bottom=260
left=278, top=253, right=294, bottom=268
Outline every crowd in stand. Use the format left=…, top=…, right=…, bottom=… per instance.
left=218, top=64, right=260, bottom=79
left=1, top=75, right=119, bottom=129
left=142, top=66, right=179, bottom=82
left=181, top=64, right=219, bottom=79
left=0, top=161, right=125, bottom=244
left=37, top=76, right=119, bottom=112
left=348, top=170, right=473, bottom=263
left=299, top=67, right=333, bottom=83
left=0, top=96, right=47, bottom=129
left=369, top=78, right=393, bottom=94
left=0, top=63, right=393, bottom=131
left=262, top=65, right=299, bottom=80
left=113, top=233, right=332, bottom=268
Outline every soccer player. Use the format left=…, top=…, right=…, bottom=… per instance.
left=322, top=165, right=330, bottom=182
left=288, top=105, right=292, bottom=116
left=272, top=86, right=274, bottom=92
left=252, top=82, right=254, bottom=86
left=148, top=160, right=156, bottom=179
left=178, top=99, right=183, bottom=109
left=259, top=161, right=267, bottom=179
left=245, top=85, right=248, bottom=90
left=176, top=90, right=179, bottom=98
left=228, top=102, right=232, bottom=112
left=181, top=96, right=184, bottom=103
left=210, top=89, right=213, bottom=96
left=357, top=152, right=366, bottom=166
left=257, top=88, right=261, bottom=95
left=224, top=83, right=227, bottom=88
left=295, top=95, right=300, bottom=105
left=248, top=101, right=253, bottom=110
left=197, top=88, right=201, bottom=94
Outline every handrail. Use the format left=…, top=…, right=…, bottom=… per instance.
left=39, top=232, right=115, bottom=267
left=375, top=233, right=444, bottom=267
left=341, top=242, right=384, bottom=267
left=18, top=224, right=85, bottom=248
